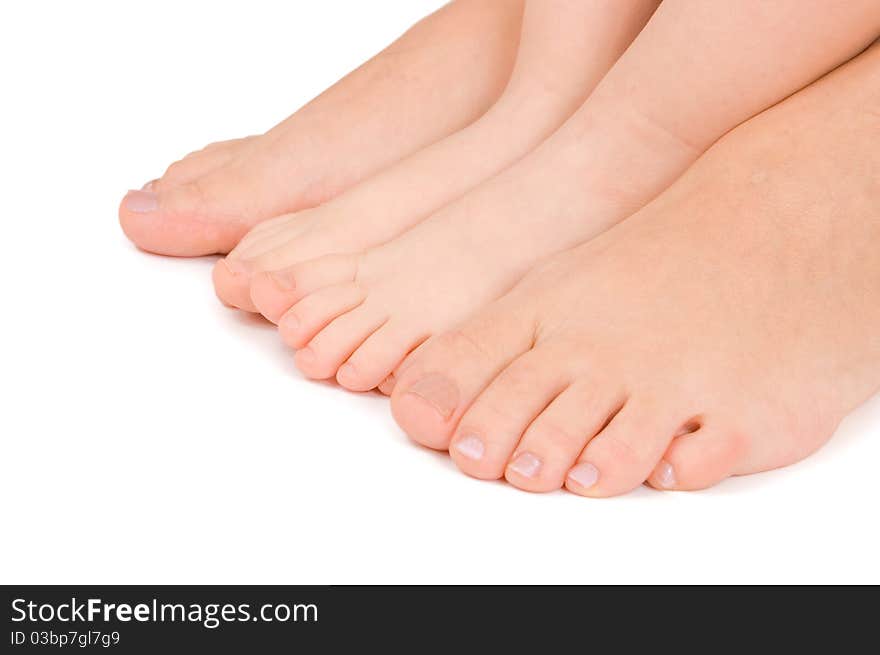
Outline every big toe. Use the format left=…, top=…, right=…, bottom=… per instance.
left=245, top=253, right=360, bottom=320
left=390, top=298, right=537, bottom=450
left=119, top=181, right=248, bottom=257
left=119, top=160, right=269, bottom=257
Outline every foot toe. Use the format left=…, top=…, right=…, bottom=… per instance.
left=212, top=257, right=260, bottom=312
left=216, top=246, right=357, bottom=315
left=119, top=175, right=251, bottom=257
left=565, top=397, right=689, bottom=498
left=278, top=283, right=366, bottom=349
left=448, top=348, right=570, bottom=481
left=268, top=253, right=361, bottom=313
left=647, top=426, right=749, bottom=491
left=504, top=380, right=627, bottom=493
left=336, top=322, right=428, bottom=392
left=390, top=301, right=537, bottom=450
left=250, top=271, right=301, bottom=324
left=295, top=304, right=388, bottom=380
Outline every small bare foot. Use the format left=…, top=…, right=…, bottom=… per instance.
left=246, top=0, right=879, bottom=386
left=390, top=43, right=880, bottom=496
left=118, top=0, right=522, bottom=256
left=257, top=94, right=692, bottom=390
left=216, top=0, right=660, bottom=312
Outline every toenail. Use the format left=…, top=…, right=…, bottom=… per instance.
left=404, top=373, right=459, bottom=420
left=508, top=452, right=542, bottom=479
left=454, top=434, right=484, bottom=460
left=223, top=258, right=251, bottom=275
left=279, top=312, right=300, bottom=333
left=567, top=462, right=599, bottom=490
left=296, top=347, right=316, bottom=366
left=337, top=363, right=357, bottom=385
left=269, top=270, right=296, bottom=292
left=654, top=460, right=676, bottom=489
left=123, top=190, right=159, bottom=213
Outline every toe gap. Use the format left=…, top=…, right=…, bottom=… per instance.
left=598, top=398, right=627, bottom=434
left=676, top=416, right=704, bottom=437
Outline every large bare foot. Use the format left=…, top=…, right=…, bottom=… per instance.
left=390, top=42, right=880, bottom=496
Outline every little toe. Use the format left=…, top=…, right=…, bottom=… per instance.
left=295, top=305, right=388, bottom=380
left=647, top=426, right=750, bottom=491
left=390, top=300, right=538, bottom=451
left=566, top=397, right=689, bottom=498
left=336, top=322, right=429, bottom=392
left=449, top=348, right=570, bottom=480
left=505, top=381, right=627, bottom=493
left=278, top=283, right=366, bottom=349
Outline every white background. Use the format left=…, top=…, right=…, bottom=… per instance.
left=1, top=0, right=878, bottom=584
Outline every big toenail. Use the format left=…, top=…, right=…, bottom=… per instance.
left=279, top=313, right=300, bottom=333
left=404, top=374, right=459, bottom=420
left=269, top=271, right=296, bottom=292
left=654, top=460, right=676, bottom=489
left=224, top=259, right=251, bottom=275
left=508, top=452, right=542, bottom=479
left=123, top=190, right=159, bottom=213
left=454, top=435, right=484, bottom=460
left=567, top=463, right=599, bottom=489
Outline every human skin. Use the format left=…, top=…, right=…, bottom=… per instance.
left=241, top=0, right=880, bottom=394
left=215, top=0, right=661, bottom=311
left=390, top=39, right=880, bottom=496
left=118, top=0, right=524, bottom=256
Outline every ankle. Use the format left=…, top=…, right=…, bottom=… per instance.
left=558, top=93, right=706, bottom=213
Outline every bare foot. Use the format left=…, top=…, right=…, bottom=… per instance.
left=390, top=43, right=880, bottom=496
left=216, top=0, right=660, bottom=311
left=249, top=0, right=879, bottom=390
left=118, top=0, right=523, bottom=256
